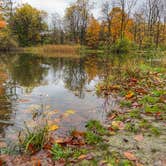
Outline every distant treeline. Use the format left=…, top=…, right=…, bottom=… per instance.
left=0, top=0, right=166, bottom=52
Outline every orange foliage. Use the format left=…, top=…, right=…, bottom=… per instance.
left=0, top=21, right=6, bottom=28
left=86, top=16, right=100, bottom=48
left=110, top=7, right=134, bottom=41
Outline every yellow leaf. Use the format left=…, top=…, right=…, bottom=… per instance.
left=65, top=110, right=76, bottom=114
left=48, top=124, right=59, bottom=131
left=125, top=92, right=134, bottom=99
left=45, top=110, right=59, bottom=117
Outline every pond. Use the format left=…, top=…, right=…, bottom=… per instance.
left=0, top=53, right=165, bottom=143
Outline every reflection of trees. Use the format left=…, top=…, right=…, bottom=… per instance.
left=6, top=54, right=49, bottom=93
left=63, top=59, right=87, bottom=98
left=0, top=63, right=12, bottom=134
left=46, top=57, right=87, bottom=98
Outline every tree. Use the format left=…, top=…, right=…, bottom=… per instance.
left=86, top=16, right=100, bottom=48
left=51, top=12, right=64, bottom=44
left=64, top=0, right=92, bottom=44
left=115, top=0, right=137, bottom=39
left=11, top=4, right=47, bottom=46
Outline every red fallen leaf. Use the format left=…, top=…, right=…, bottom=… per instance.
left=130, top=78, right=138, bottom=83
left=0, top=159, right=3, bottom=166
left=124, top=151, right=137, bottom=161
left=108, top=126, right=114, bottom=131
left=135, top=88, right=148, bottom=94
left=134, top=134, right=144, bottom=142
left=28, top=143, right=37, bottom=154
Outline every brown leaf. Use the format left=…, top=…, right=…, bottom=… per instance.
left=108, top=114, right=116, bottom=120
left=78, top=155, right=87, bottom=160
left=71, top=130, right=85, bottom=138
left=134, top=134, right=144, bottom=142
left=124, top=151, right=137, bottom=161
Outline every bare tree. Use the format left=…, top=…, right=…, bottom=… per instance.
left=51, top=12, right=64, bottom=44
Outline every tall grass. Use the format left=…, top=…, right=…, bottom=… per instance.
left=23, top=44, right=81, bottom=58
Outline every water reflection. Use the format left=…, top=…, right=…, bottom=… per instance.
left=0, top=53, right=165, bottom=139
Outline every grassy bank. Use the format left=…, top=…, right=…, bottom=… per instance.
left=20, top=44, right=81, bottom=58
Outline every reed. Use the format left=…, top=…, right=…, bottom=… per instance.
left=23, top=44, right=81, bottom=58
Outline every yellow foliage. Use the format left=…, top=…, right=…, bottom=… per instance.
left=86, top=16, right=100, bottom=48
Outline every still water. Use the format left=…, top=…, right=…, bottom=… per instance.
left=0, top=53, right=165, bottom=141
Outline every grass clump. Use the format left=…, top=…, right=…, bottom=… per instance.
left=19, top=125, right=48, bottom=154
left=111, top=38, right=131, bottom=54
left=85, top=120, right=108, bottom=135
left=140, top=95, right=159, bottom=105
left=85, top=131, right=103, bottom=144
left=120, top=100, right=132, bottom=108
left=129, top=109, right=141, bottom=119
left=125, top=123, right=139, bottom=133
left=51, top=143, right=71, bottom=161
left=150, top=127, right=161, bottom=136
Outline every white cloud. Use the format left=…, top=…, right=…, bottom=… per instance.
left=21, top=0, right=74, bottom=15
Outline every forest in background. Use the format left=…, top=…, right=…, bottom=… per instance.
left=0, top=0, right=166, bottom=52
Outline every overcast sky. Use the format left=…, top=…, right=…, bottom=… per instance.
left=21, top=0, right=103, bottom=18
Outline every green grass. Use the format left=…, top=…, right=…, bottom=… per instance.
left=51, top=143, right=71, bottom=161
left=120, top=100, right=132, bottom=108
left=140, top=95, right=159, bottom=105
left=85, top=131, right=103, bottom=144
left=129, top=109, right=141, bottom=119
left=20, top=125, right=48, bottom=154
left=85, top=120, right=108, bottom=135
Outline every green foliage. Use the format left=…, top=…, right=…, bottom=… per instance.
left=120, top=100, right=132, bottom=108
left=0, top=28, right=18, bottom=50
left=20, top=125, right=48, bottom=154
left=111, top=38, right=131, bottom=53
left=125, top=123, right=139, bottom=133
left=86, top=120, right=108, bottom=135
left=11, top=4, right=47, bottom=46
left=129, top=109, right=141, bottom=119
left=85, top=131, right=103, bottom=144
left=51, top=144, right=71, bottom=160
left=140, top=95, right=159, bottom=105
left=150, top=127, right=161, bottom=136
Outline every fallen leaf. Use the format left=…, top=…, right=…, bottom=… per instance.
left=71, top=130, right=85, bottom=138
left=78, top=155, right=87, bottom=160
left=124, top=151, right=137, bottom=161
left=65, top=110, right=76, bottom=114
left=48, top=124, right=59, bottom=131
left=125, top=92, right=134, bottom=99
left=55, top=138, right=65, bottom=144
left=112, top=121, right=125, bottom=130
left=134, top=134, right=144, bottom=142
left=108, top=114, right=116, bottom=120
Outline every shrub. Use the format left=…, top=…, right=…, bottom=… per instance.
left=0, top=28, right=18, bottom=50
left=111, top=38, right=131, bottom=53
